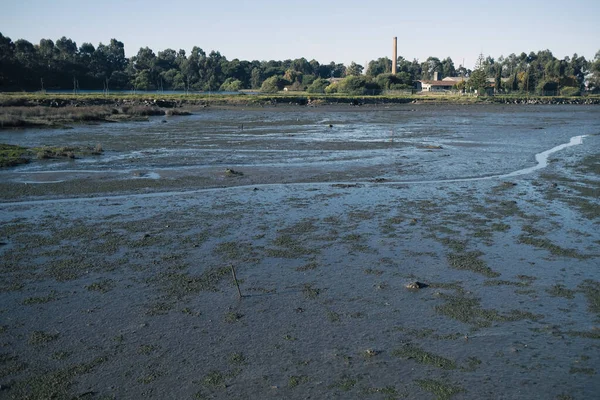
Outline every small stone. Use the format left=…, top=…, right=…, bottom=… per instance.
left=406, top=281, right=428, bottom=290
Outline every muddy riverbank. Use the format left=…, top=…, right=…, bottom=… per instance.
left=0, top=105, right=599, bottom=399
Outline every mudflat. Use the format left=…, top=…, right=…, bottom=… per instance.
left=0, top=104, right=599, bottom=399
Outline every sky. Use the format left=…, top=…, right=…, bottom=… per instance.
left=1, top=0, right=599, bottom=70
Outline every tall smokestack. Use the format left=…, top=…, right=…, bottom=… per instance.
left=392, top=37, right=397, bottom=74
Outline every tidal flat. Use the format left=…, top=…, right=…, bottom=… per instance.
left=0, top=104, right=599, bottom=399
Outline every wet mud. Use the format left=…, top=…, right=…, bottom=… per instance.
left=0, top=104, right=599, bottom=399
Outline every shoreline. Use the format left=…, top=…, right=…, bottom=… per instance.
left=1, top=93, right=598, bottom=130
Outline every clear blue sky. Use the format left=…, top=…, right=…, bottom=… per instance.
left=2, top=0, right=599, bottom=69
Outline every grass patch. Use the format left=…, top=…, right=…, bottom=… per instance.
left=435, top=293, right=542, bottom=327
left=569, top=367, right=596, bottom=375
left=484, top=279, right=529, bottom=287
left=447, top=252, right=500, bottom=278
left=518, top=235, right=587, bottom=259
left=7, top=356, right=106, bottom=399
left=203, top=370, right=226, bottom=389
left=155, top=265, right=231, bottom=297
left=23, top=291, right=56, bottom=305
left=546, top=284, right=576, bottom=299
left=392, top=344, right=456, bottom=370
left=289, top=375, right=310, bottom=388
left=365, top=267, right=384, bottom=276
left=438, top=237, right=467, bottom=252
left=85, top=279, right=115, bottom=293
left=214, top=241, right=255, bottom=260
left=28, top=331, right=59, bottom=345
left=329, top=375, right=357, bottom=391
left=564, top=330, right=600, bottom=339
left=224, top=312, right=243, bottom=323
left=296, top=261, right=318, bottom=272
left=327, top=310, right=342, bottom=323
left=228, top=352, right=247, bottom=365
left=491, top=223, right=511, bottom=232
left=0, top=143, right=30, bottom=167
left=302, top=283, right=321, bottom=299
left=415, top=378, right=466, bottom=400
left=578, top=280, right=600, bottom=317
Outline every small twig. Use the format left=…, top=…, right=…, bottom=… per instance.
left=231, top=265, right=242, bottom=299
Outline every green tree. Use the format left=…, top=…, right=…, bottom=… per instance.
left=219, top=77, right=243, bottom=91
left=346, top=62, right=363, bottom=76
left=337, top=75, right=381, bottom=95
left=420, top=57, right=441, bottom=80
left=260, top=75, right=285, bottom=93
left=366, top=57, right=391, bottom=77
left=586, top=50, right=600, bottom=93
left=306, top=78, right=330, bottom=93
left=494, top=67, right=502, bottom=93
left=468, top=53, right=488, bottom=94
left=375, top=73, right=412, bottom=90
left=250, top=67, right=262, bottom=89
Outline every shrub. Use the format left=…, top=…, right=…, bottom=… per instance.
left=260, top=76, right=287, bottom=93
left=560, top=86, right=580, bottom=96
left=219, top=78, right=243, bottom=92
left=337, top=76, right=382, bottom=95
left=307, top=78, right=330, bottom=93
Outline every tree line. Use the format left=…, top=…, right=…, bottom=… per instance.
left=1, top=32, right=599, bottom=95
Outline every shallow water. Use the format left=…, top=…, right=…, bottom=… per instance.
left=0, top=104, right=599, bottom=399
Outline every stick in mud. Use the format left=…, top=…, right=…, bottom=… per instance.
left=231, top=265, right=243, bottom=298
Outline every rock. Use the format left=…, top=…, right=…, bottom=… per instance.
left=406, top=281, right=428, bottom=290
left=225, top=168, right=244, bottom=176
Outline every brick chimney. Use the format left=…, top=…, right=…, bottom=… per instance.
left=392, top=37, right=397, bottom=75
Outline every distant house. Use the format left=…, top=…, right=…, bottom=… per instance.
left=416, top=74, right=467, bottom=92
left=442, top=77, right=465, bottom=84
left=416, top=80, right=457, bottom=92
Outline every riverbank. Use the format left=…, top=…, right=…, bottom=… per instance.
left=2, top=92, right=599, bottom=108
left=1, top=92, right=598, bottom=129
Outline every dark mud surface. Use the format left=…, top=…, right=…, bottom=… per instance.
left=0, top=104, right=599, bottom=399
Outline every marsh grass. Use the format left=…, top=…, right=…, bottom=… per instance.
left=484, top=279, right=529, bottom=287
left=569, top=367, right=596, bottom=375
left=326, top=310, right=342, bottom=323
left=228, top=352, right=247, bottom=365
left=1, top=142, right=105, bottom=168
left=435, top=293, right=542, bottom=327
left=28, top=331, right=59, bottom=345
left=0, top=104, right=185, bottom=128
left=296, top=261, right=318, bottom=272
left=578, top=280, right=600, bottom=316
left=203, top=370, right=226, bottom=388
left=447, top=252, right=500, bottom=278
left=302, top=283, right=321, bottom=299
left=518, top=235, right=587, bottom=259
left=23, top=291, right=56, bottom=305
left=289, top=375, right=310, bottom=388
left=224, top=311, right=243, bottom=323
left=155, top=266, right=231, bottom=298
left=8, top=356, right=106, bottom=399
left=86, top=279, right=115, bottom=293
left=392, top=344, right=456, bottom=370
left=329, top=375, right=358, bottom=391
left=415, top=378, right=465, bottom=400
left=546, top=284, right=576, bottom=299
left=0, top=143, right=30, bottom=167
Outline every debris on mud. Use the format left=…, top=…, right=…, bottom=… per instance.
left=225, top=168, right=244, bottom=176
left=331, top=183, right=362, bottom=188
left=406, top=281, right=429, bottom=290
